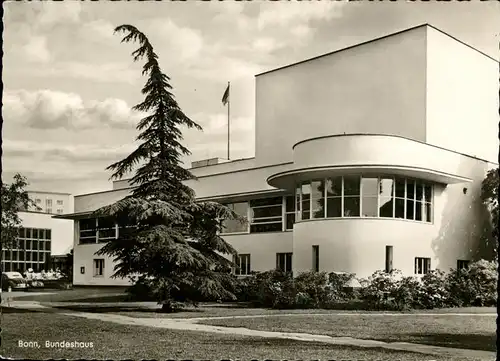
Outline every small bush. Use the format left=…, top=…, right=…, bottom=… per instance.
left=418, top=270, right=450, bottom=309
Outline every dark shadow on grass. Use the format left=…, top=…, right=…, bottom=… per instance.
left=387, top=333, right=496, bottom=352
left=51, top=305, right=206, bottom=314
left=59, top=295, right=130, bottom=303
left=0, top=307, right=44, bottom=314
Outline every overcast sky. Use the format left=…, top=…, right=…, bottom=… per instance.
left=3, top=1, right=499, bottom=195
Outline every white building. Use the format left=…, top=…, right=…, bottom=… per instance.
left=1, top=191, right=74, bottom=273
left=60, top=24, right=498, bottom=286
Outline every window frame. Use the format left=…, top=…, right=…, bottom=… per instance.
left=414, top=257, right=431, bottom=275
left=93, top=259, right=105, bottom=277
left=233, top=254, right=251, bottom=276
left=276, top=252, right=293, bottom=273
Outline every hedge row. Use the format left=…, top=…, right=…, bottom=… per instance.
left=234, top=259, right=498, bottom=310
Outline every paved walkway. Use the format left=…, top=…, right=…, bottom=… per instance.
left=4, top=300, right=496, bottom=360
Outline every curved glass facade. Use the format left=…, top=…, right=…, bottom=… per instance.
left=295, top=176, right=433, bottom=223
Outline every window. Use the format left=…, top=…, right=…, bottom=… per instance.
left=343, top=176, right=360, bottom=217
left=56, top=200, right=64, bottom=206
left=57, top=209, right=63, bottom=214
left=361, top=177, right=378, bottom=217
left=312, top=245, right=319, bottom=272
left=79, top=218, right=97, bottom=244
left=45, top=241, right=51, bottom=251
left=45, top=229, right=51, bottom=240
left=326, top=177, right=342, bottom=218
left=414, top=257, right=431, bottom=275
left=46, top=208, right=53, bottom=214
left=295, top=176, right=433, bottom=223
left=97, top=217, right=117, bottom=241
left=250, top=197, right=282, bottom=233
left=457, top=260, right=470, bottom=270
left=93, top=259, right=105, bottom=277
left=311, top=180, right=325, bottom=218
left=46, top=199, right=52, bottom=207
left=221, top=202, right=248, bottom=234
left=80, top=267, right=85, bottom=274
left=284, top=196, right=295, bottom=230
left=234, top=254, right=251, bottom=276
left=276, top=253, right=292, bottom=273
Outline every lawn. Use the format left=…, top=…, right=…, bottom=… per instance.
left=197, top=312, right=497, bottom=352
left=0, top=308, right=460, bottom=361
left=13, top=287, right=128, bottom=303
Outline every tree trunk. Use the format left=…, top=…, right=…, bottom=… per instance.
left=161, top=302, right=174, bottom=313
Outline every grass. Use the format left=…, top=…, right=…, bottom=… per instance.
left=0, top=309, right=460, bottom=360
left=13, top=287, right=128, bottom=303
left=198, top=313, right=497, bottom=352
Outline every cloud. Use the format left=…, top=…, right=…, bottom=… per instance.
left=21, top=36, right=51, bottom=63
left=252, top=37, right=285, bottom=53
left=146, top=19, right=204, bottom=63
left=3, top=90, right=143, bottom=130
left=3, top=139, right=137, bottom=163
left=257, top=2, right=346, bottom=30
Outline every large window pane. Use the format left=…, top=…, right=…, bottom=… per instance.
left=311, top=180, right=325, bottom=219
left=379, top=197, right=393, bottom=217
left=285, top=195, right=295, bottom=213
left=415, top=201, right=423, bottom=221
left=326, top=197, right=341, bottom=218
left=344, top=176, right=360, bottom=196
left=395, top=198, right=405, bottom=218
left=416, top=183, right=424, bottom=202
left=362, top=177, right=378, bottom=196
left=19, top=251, right=25, bottom=261
left=250, top=223, right=282, bottom=233
left=406, top=180, right=416, bottom=200
left=362, top=197, right=378, bottom=217
left=424, top=185, right=432, bottom=202
left=285, top=214, right=295, bottom=230
left=379, top=177, right=394, bottom=197
left=395, top=178, right=406, bottom=198
left=344, top=197, right=360, bottom=217
left=326, top=177, right=342, bottom=197
left=301, top=183, right=311, bottom=220
left=406, top=200, right=415, bottom=220
left=19, top=228, right=26, bottom=239
left=222, top=202, right=248, bottom=234
left=252, top=206, right=282, bottom=219
left=45, top=229, right=51, bottom=240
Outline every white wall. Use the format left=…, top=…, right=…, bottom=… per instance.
left=255, top=26, right=428, bottom=165
left=72, top=243, right=131, bottom=286
left=426, top=27, right=498, bottom=163
left=223, top=232, right=293, bottom=272
left=74, top=188, right=133, bottom=213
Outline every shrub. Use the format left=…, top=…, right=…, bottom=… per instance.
left=392, top=276, right=422, bottom=310
left=359, top=270, right=402, bottom=310
left=418, top=270, right=450, bottom=309
left=294, top=271, right=330, bottom=308
left=327, top=272, right=358, bottom=301
left=449, top=260, right=498, bottom=307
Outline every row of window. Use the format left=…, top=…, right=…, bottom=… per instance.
left=7, top=239, right=51, bottom=251
left=2, top=250, right=51, bottom=262
left=296, top=176, right=433, bottom=222
left=78, top=218, right=121, bottom=244
left=18, top=228, right=52, bottom=240
left=233, top=251, right=470, bottom=276
left=35, top=199, right=64, bottom=206
left=1, top=260, right=49, bottom=273
left=221, top=176, right=434, bottom=235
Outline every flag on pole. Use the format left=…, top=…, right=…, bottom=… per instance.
left=222, top=83, right=230, bottom=106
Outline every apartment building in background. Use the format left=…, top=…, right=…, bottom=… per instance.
left=1, top=191, right=74, bottom=273
left=57, top=24, right=498, bottom=286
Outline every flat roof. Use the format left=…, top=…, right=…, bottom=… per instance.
left=28, top=190, right=72, bottom=196
left=255, top=23, right=498, bottom=77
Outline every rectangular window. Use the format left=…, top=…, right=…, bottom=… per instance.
left=414, top=257, right=431, bottom=275
left=295, top=186, right=301, bottom=221
left=284, top=195, right=295, bottom=231
left=276, top=253, right=292, bottom=273
left=27, top=228, right=33, bottom=239
left=80, top=266, right=85, bottom=274
left=301, top=183, right=311, bottom=220
left=93, top=259, right=105, bottom=277
left=38, top=229, right=45, bottom=240
left=26, top=252, right=32, bottom=261
left=406, top=180, right=416, bottom=220
left=457, top=260, right=470, bottom=270
left=12, top=251, right=18, bottom=261
left=18, top=251, right=25, bottom=261
left=32, top=240, right=38, bottom=251
left=361, top=177, right=378, bottom=217
left=33, top=252, right=38, bottom=262
left=325, top=177, right=342, bottom=218
left=221, top=202, right=249, bottom=234
left=33, top=229, right=39, bottom=239
left=19, top=228, right=26, bottom=239
left=234, top=254, right=251, bottom=276
left=312, top=245, right=319, bottom=272
left=45, top=241, right=51, bottom=251
left=250, top=197, right=283, bottom=233
left=46, top=208, right=53, bottom=214
left=311, top=180, right=325, bottom=219
left=79, top=218, right=97, bottom=244
left=97, top=217, right=117, bottom=241
left=46, top=199, right=52, bottom=206
left=45, top=229, right=51, bottom=240
left=57, top=209, right=63, bottom=214
left=56, top=200, right=64, bottom=205
left=343, top=176, right=360, bottom=217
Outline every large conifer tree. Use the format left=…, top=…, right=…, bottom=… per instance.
left=94, top=25, right=241, bottom=311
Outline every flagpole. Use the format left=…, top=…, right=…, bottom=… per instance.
left=227, top=81, right=230, bottom=160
